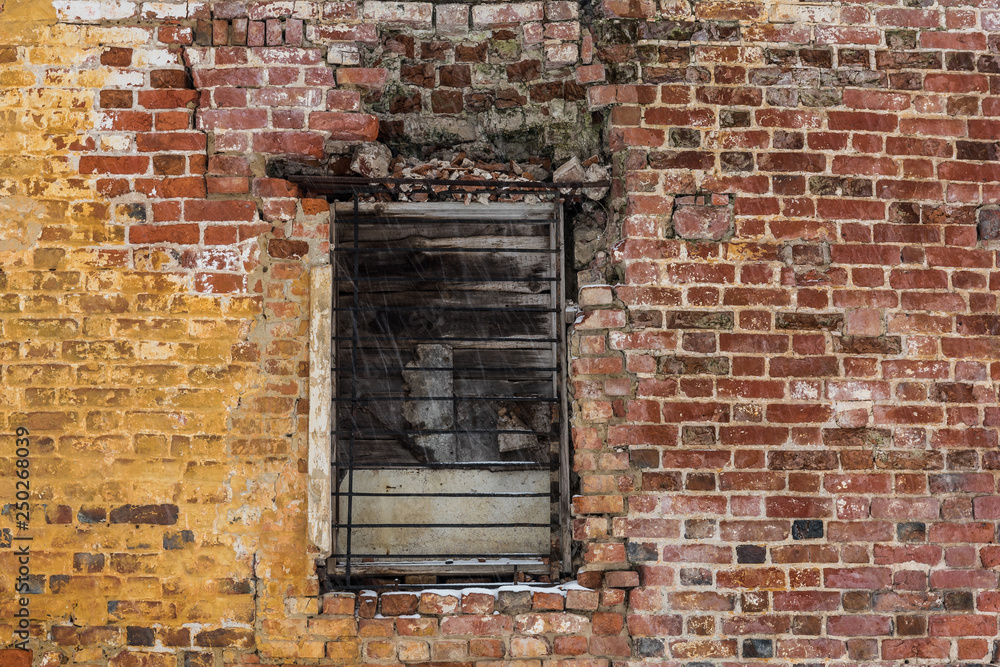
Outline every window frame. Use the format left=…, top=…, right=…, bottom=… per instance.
left=306, top=186, right=573, bottom=585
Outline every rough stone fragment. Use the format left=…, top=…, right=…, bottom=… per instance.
left=978, top=206, right=1000, bottom=241
left=553, top=156, right=585, bottom=184
left=583, top=163, right=609, bottom=200
left=349, top=142, right=392, bottom=178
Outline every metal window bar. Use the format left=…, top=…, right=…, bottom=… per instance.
left=326, top=188, right=568, bottom=587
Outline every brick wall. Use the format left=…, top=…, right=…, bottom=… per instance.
left=3, top=0, right=1000, bottom=663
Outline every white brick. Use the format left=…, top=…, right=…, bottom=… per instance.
left=292, top=0, right=322, bottom=18
left=102, top=70, right=146, bottom=87
left=544, top=1, right=577, bottom=20
left=181, top=46, right=211, bottom=67
left=545, top=42, right=577, bottom=67
left=471, top=2, right=543, bottom=27
left=54, top=0, right=137, bottom=22
left=84, top=26, right=152, bottom=45
left=523, top=22, right=543, bottom=43
left=435, top=4, right=469, bottom=35
left=100, top=135, right=132, bottom=151
left=326, top=43, right=361, bottom=65
left=140, top=2, right=188, bottom=18
left=579, top=286, right=613, bottom=307
left=769, top=2, right=838, bottom=23
left=248, top=0, right=295, bottom=18
left=363, top=1, right=433, bottom=26
left=136, top=48, right=184, bottom=67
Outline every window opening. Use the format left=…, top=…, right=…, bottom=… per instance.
left=289, top=176, right=601, bottom=589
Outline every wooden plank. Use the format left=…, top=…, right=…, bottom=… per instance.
left=332, top=199, right=561, bottom=470
left=339, top=377, right=556, bottom=396
left=336, top=253, right=553, bottom=283
left=339, top=225, right=550, bottom=244
left=338, top=313, right=556, bottom=340
left=335, top=347, right=556, bottom=370
left=339, top=291, right=554, bottom=309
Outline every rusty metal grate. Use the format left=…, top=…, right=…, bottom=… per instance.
left=319, top=183, right=571, bottom=588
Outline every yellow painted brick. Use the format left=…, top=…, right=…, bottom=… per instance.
left=398, top=641, right=430, bottom=662
left=307, top=618, right=357, bottom=637
left=325, top=640, right=361, bottom=663
left=114, top=318, right=188, bottom=340
left=296, top=642, right=326, bottom=659
left=365, top=641, right=396, bottom=661
left=70, top=648, right=105, bottom=662
left=258, top=640, right=298, bottom=659
left=0, top=70, right=35, bottom=86
left=109, top=651, right=174, bottom=667
left=109, top=365, right=185, bottom=386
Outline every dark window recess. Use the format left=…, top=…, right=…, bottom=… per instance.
left=314, top=183, right=572, bottom=589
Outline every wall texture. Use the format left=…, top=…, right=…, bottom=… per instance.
left=3, top=0, right=1000, bottom=663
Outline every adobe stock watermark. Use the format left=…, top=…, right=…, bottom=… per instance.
left=10, top=426, right=32, bottom=649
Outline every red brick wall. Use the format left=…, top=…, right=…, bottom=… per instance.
left=576, top=0, right=1000, bottom=660
left=3, top=0, right=1000, bottom=663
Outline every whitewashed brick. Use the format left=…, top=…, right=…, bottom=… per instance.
left=769, top=2, right=838, bottom=23
left=523, top=22, right=543, bottom=43
left=102, top=69, right=146, bottom=87
left=54, top=0, right=137, bottom=22
left=471, top=2, right=543, bottom=27
left=100, top=135, right=132, bottom=151
left=140, top=2, right=188, bottom=18
left=136, top=48, right=184, bottom=67
left=292, top=0, right=322, bottom=18
left=435, top=4, right=469, bottom=35
left=545, top=42, right=577, bottom=66
left=545, top=1, right=577, bottom=20
left=660, top=0, right=691, bottom=16
left=248, top=0, right=295, bottom=18
left=85, top=26, right=152, bottom=45
left=363, top=1, right=433, bottom=26
left=326, top=42, right=361, bottom=65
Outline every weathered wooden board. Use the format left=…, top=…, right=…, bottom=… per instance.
left=333, top=202, right=560, bottom=469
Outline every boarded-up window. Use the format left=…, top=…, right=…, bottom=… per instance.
left=329, top=200, right=568, bottom=583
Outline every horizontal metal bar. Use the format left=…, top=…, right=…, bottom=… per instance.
left=336, top=217, right=554, bottom=225
left=289, top=174, right=610, bottom=190
left=331, top=366, right=558, bottom=373
left=330, top=553, right=546, bottom=559
left=334, top=276, right=557, bottom=283
left=333, top=429, right=550, bottom=436
left=325, top=580, right=550, bottom=590
left=334, top=522, right=551, bottom=528
left=335, top=305, right=558, bottom=313
left=341, top=462, right=554, bottom=470
left=333, top=247, right=557, bottom=254
left=324, top=189, right=566, bottom=198
left=337, top=491, right=550, bottom=497
left=334, top=336, right=558, bottom=343
left=337, top=396, right=558, bottom=402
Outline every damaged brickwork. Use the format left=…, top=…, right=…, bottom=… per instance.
left=3, top=0, right=1000, bottom=663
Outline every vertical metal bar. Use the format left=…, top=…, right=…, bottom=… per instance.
left=329, top=201, right=339, bottom=565
left=346, top=191, right=360, bottom=586
left=557, top=202, right=572, bottom=574
left=450, top=226, right=461, bottom=463
left=547, top=202, right=560, bottom=562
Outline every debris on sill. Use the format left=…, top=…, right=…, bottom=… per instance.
left=345, top=144, right=608, bottom=204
